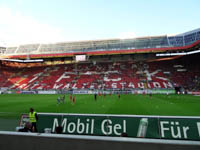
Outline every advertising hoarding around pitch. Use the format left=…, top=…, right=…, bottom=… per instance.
left=36, top=113, right=200, bottom=140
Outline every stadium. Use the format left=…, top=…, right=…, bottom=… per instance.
left=1, top=28, right=200, bottom=149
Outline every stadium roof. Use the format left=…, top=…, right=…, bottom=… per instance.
left=1, top=28, right=200, bottom=59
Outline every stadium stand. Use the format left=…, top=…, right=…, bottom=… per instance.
left=0, top=53, right=199, bottom=92
left=0, top=29, right=200, bottom=93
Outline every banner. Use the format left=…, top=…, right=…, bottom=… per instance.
left=159, top=117, right=200, bottom=140
left=38, top=91, right=57, bottom=94
left=188, top=91, right=200, bottom=95
left=17, top=91, right=36, bottom=94
left=36, top=113, right=200, bottom=140
left=72, top=90, right=89, bottom=94
left=37, top=114, right=159, bottom=138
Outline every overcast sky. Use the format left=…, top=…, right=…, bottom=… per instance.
left=0, top=0, right=199, bottom=46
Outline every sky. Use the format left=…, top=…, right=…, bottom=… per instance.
left=0, top=0, right=199, bottom=46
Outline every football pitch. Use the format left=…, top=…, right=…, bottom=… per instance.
left=0, top=93, right=200, bottom=131
left=0, top=94, right=200, bottom=119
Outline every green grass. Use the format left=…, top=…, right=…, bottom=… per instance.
left=0, top=94, right=200, bottom=119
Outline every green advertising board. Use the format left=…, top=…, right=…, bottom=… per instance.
left=35, top=113, right=200, bottom=140
left=159, top=117, right=200, bottom=140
